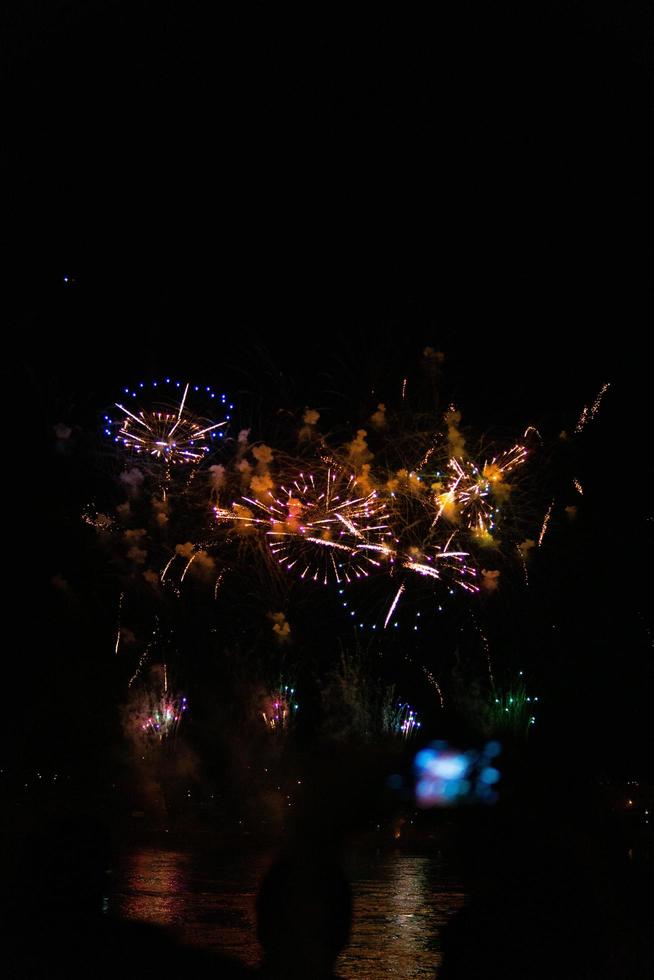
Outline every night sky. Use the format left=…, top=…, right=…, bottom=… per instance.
left=5, top=3, right=654, bottom=781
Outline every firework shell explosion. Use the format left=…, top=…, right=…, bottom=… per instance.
left=394, top=702, right=421, bottom=739
left=137, top=689, right=188, bottom=741
left=260, top=683, right=299, bottom=733
left=215, top=463, right=395, bottom=586
left=103, top=378, right=232, bottom=468
left=427, top=444, right=528, bottom=542
left=489, top=679, right=538, bottom=737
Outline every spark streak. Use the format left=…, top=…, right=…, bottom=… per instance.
left=384, top=583, right=405, bottom=628
left=538, top=500, right=554, bottom=547
left=575, top=382, right=611, bottom=433
left=115, top=592, right=123, bottom=655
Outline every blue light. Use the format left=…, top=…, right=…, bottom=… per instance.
left=432, top=754, right=468, bottom=780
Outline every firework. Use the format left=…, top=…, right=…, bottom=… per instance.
left=104, top=379, right=231, bottom=467
left=422, top=668, right=445, bottom=708
left=215, top=464, right=394, bottom=586
left=378, top=537, right=478, bottom=628
left=261, top=684, right=298, bottom=733
left=538, top=500, right=554, bottom=547
left=401, top=540, right=478, bottom=593
left=140, top=694, right=187, bottom=739
left=432, top=444, right=527, bottom=538
left=81, top=505, right=115, bottom=531
left=394, top=702, right=421, bottom=739
left=114, top=592, right=124, bottom=655
left=134, top=682, right=188, bottom=741
left=574, top=382, right=610, bottom=434
left=489, top=678, right=537, bottom=736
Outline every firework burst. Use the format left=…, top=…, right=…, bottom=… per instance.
left=140, top=692, right=188, bottom=740
left=489, top=678, right=538, bottom=737
left=261, top=683, right=299, bottom=733
left=104, top=379, right=231, bottom=468
left=215, top=464, right=394, bottom=586
left=393, top=702, right=421, bottom=739
left=432, top=444, right=527, bottom=539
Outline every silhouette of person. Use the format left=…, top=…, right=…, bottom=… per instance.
left=256, top=850, right=352, bottom=979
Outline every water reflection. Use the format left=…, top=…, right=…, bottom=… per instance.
left=342, top=851, right=465, bottom=978
left=112, top=845, right=464, bottom=976
left=117, top=849, right=190, bottom=928
left=113, top=847, right=269, bottom=966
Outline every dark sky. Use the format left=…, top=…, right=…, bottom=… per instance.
left=6, top=2, right=652, bottom=437
left=6, top=1, right=653, bottom=321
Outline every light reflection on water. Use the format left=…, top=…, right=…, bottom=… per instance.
left=112, top=846, right=465, bottom=977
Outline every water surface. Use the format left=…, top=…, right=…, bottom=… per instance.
left=111, top=844, right=465, bottom=977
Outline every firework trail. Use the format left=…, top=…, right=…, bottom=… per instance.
left=523, top=426, right=543, bottom=444
left=517, top=544, right=529, bottom=586
left=128, top=639, right=154, bottom=689
left=422, top=668, right=445, bottom=708
left=114, top=592, right=124, bottom=655
left=574, top=382, right=610, bottom=434
left=538, top=500, right=554, bottom=547
left=383, top=583, right=406, bottom=628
